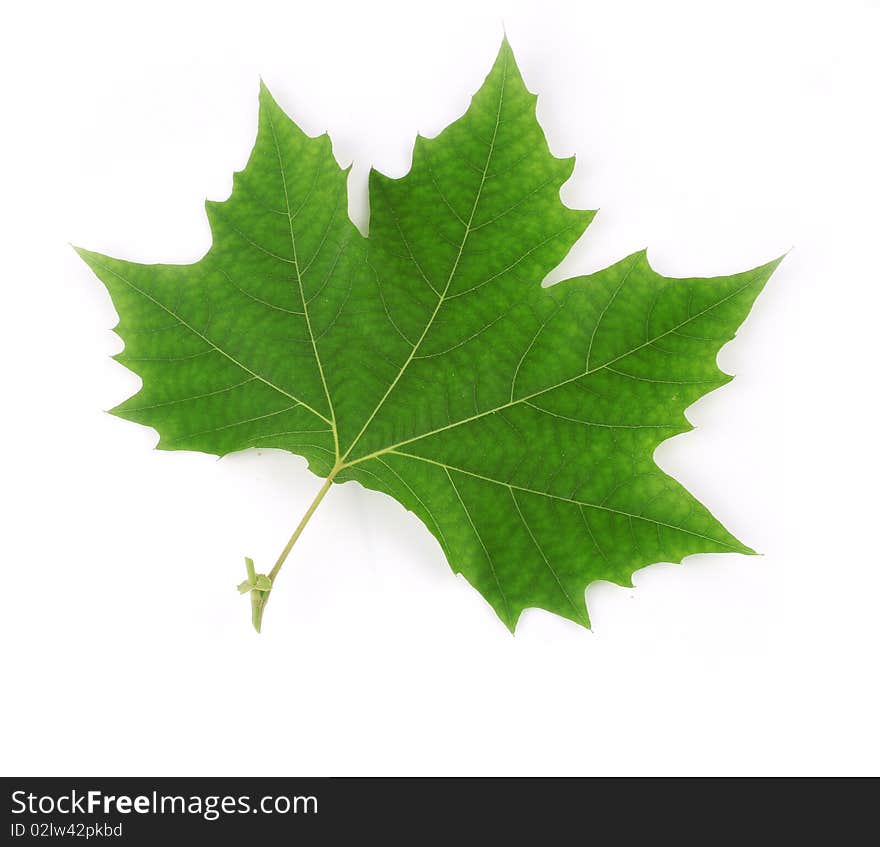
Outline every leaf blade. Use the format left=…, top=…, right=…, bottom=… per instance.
left=79, top=39, right=779, bottom=631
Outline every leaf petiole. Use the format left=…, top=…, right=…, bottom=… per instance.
left=242, top=469, right=338, bottom=633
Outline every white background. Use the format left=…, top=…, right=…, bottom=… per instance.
left=2, top=0, right=878, bottom=776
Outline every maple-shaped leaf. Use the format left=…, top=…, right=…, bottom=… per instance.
left=78, top=40, right=779, bottom=632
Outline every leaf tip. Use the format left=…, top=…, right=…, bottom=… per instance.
left=764, top=251, right=789, bottom=273
left=257, top=78, right=282, bottom=113
left=494, top=29, right=518, bottom=67
left=502, top=610, right=518, bottom=635
left=71, top=244, right=99, bottom=268
left=631, top=247, right=651, bottom=269
left=741, top=251, right=788, bottom=300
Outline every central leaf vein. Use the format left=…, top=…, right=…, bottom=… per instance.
left=339, top=47, right=510, bottom=463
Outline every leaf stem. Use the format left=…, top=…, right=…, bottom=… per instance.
left=268, top=471, right=337, bottom=582
left=255, top=468, right=338, bottom=631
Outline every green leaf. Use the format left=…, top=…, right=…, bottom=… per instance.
left=78, top=39, right=779, bottom=632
